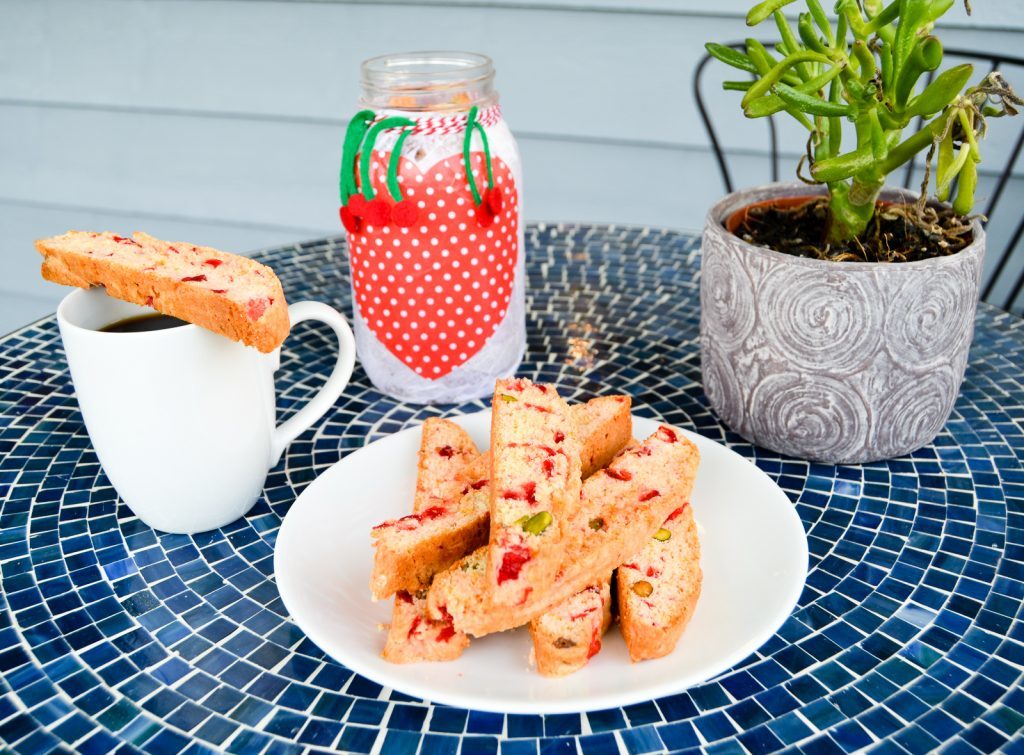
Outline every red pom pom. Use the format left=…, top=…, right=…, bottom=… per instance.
left=475, top=203, right=495, bottom=228
left=392, top=201, right=420, bottom=228
left=339, top=206, right=361, bottom=234
left=485, top=186, right=504, bottom=215
left=365, top=198, right=392, bottom=227
left=348, top=194, right=369, bottom=218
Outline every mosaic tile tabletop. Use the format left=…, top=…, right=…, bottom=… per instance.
left=1, top=224, right=1023, bottom=755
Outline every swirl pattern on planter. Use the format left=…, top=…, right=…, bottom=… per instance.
left=700, top=183, right=985, bottom=464
left=748, top=372, right=871, bottom=463
left=699, top=229, right=756, bottom=349
left=873, top=366, right=960, bottom=459
left=700, top=342, right=744, bottom=435
left=757, top=265, right=881, bottom=375
left=886, top=260, right=982, bottom=367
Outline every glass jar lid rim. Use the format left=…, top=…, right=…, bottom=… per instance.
left=361, top=51, right=494, bottom=87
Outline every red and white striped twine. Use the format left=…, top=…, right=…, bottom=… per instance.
left=374, top=105, right=502, bottom=136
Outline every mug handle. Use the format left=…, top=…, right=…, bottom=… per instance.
left=269, top=301, right=356, bottom=466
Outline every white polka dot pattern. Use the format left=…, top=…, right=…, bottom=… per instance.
left=347, top=152, right=520, bottom=379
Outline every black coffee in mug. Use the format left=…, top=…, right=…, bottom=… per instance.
left=100, top=313, right=189, bottom=333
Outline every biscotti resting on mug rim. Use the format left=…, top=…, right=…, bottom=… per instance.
left=36, top=231, right=289, bottom=353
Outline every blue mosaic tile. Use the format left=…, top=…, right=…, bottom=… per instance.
left=0, top=226, right=1021, bottom=753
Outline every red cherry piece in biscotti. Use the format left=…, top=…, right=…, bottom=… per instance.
left=347, top=151, right=520, bottom=379
left=365, top=198, right=391, bottom=227
left=348, top=193, right=369, bottom=218
left=246, top=297, right=269, bottom=321
left=391, top=200, right=419, bottom=228
left=485, top=186, right=504, bottom=214
left=340, top=206, right=361, bottom=234
left=204, top=259, right=223, bottom=268
left=497, top=543, right=531, bottom=584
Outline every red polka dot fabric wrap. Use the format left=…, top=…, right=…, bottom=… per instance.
left=346, top=148, right=521, bottom=381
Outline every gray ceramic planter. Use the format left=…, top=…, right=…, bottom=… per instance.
left=700, top=182, right=985, bottom=464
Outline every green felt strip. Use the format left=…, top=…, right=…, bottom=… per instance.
left=463, top=106, right=482, bottom=205
left=387, top=128, right=413, bottom=202
left=339, top=110, right=375, bottom=205
left=474, top=120, right=494, bottom=189
left=360, top=116, right=416, bottom=200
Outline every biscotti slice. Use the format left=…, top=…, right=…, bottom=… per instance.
left=369, top=396, right=632, bottom=600
left=413, top=418, right=480, bottom=514
left=488, top=379, right=583, bottom=606
left=574, top=395, right=632, bottom=476
left=382, top=590, right=469, bottom=663
left=529, top=574, right=613, bottom=677
left=618, top=502, right=702, bottom=662
left=381, top=419, right=477, bottom=663
left=428, top=425, right=699, bottom=637
left=370, top=483, right=490, bottom=601
left=471, top=394, right=632, bottom=488
left=36, top=231, right=289, bottom=353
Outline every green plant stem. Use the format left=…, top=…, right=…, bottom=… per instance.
left=826, top=176, right=885, bottom=242
left=879, top=113, right=947, bottom=173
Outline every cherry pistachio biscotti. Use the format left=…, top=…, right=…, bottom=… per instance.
left=381, top=419, right=478, bottom=664
left=36, top=231, right=289, bottom=353
left=488, top=378, right=583, bottom=606
left=369, top=395, right=632, bottom=601
left=528, top=574, right=613, bottom=677
left=428, top=425, right=700, bottom=637
left=383, top=589, right=468, bottom=663
left=618, top=501, right=702, bottom=662
left=411, top=418, right=480, bottom=513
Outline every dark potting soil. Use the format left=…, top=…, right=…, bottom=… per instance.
left=731, top=197, right=974, bottom=263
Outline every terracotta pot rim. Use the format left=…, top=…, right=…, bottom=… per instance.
left=708, top=181, right=986, bottom=272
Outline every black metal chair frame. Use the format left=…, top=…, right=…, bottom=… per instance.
left=694, top=42, right=1024, bottom=312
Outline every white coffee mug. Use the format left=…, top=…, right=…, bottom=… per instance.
left=57, top=287, right=356, bottom=534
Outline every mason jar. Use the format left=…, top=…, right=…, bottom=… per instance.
left=339, top=51, right=525, bottom=404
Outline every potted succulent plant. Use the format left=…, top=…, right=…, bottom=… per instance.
left=700, top=0, right=1021, bottom=464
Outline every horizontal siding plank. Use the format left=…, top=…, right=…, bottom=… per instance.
left=185, top=0, right=1024, bottom=31
left=2, top=1, right=1023, bottom=152
left=2, top=102, right=1019, bottom=228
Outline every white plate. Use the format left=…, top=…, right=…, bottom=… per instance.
left=274, top=412, right=808, bottom=714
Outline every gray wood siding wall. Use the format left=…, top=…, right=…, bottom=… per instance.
left=2, top=0, right=1023, bottom=331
